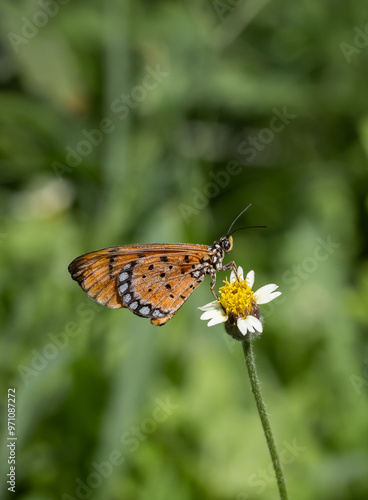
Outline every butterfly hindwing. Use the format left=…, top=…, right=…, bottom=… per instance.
left=116, top=252, right=208, bottom=325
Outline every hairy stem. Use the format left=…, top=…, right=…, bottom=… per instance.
left=242, top=338, right=289, bottom=500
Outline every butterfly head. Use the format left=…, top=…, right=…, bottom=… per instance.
left=219, top=235, right=233, bottom=254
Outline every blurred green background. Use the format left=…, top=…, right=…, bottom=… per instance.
left=1, top=1, right=368, bottom=499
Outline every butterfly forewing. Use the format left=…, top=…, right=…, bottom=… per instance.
left=68, top=248, right=131, bottom=308
left=68, top=243, right=213, bottom=324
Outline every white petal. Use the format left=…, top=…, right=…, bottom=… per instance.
left=266, top=291, right=282, bottom=302
left=246, top=270, right=255, bottom=288
left=237, top=317, right=252, bottom=335
left=200, top=309, right=223, bottom=321
left=198, top=300, right=220, bottom=311
left=237, top=316, right=263, bottom=336
left=255, top=284, right=281, bottom=304
left=230, top=266, right=244, bottom=282
left=248, top=315, right=263, bottom=333
left=207, top=314, right=228, bottom=327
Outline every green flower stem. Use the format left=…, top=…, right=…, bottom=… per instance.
left=242, top=338, right=289, bottom=500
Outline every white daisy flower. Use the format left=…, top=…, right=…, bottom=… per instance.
left=198, top=267, right=281, bottom=340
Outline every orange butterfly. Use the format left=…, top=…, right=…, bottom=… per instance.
left=68, top=206, right=255, bottom=325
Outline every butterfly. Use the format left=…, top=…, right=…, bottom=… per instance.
left=68, top=206, right=257, bottom=326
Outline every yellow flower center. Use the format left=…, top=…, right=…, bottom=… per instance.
left=219, top=277, right=255, bottom=317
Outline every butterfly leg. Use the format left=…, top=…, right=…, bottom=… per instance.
left=221, top=261, right=239, bottom=278
left=210, top=280, right=219, bottom=299
left=209, top=261, right=239, bottom=299
left=208, top=268, right=219, bottom=299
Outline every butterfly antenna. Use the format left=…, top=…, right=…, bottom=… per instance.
left=229, top=225, right=268, bottom=236
left=226, top=204, right=252, bottom=236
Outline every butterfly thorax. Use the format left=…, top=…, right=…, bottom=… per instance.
left=208, top=235, right=233, bottom=271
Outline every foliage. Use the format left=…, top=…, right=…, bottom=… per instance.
left=1, top=1, right=368, bottom=499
